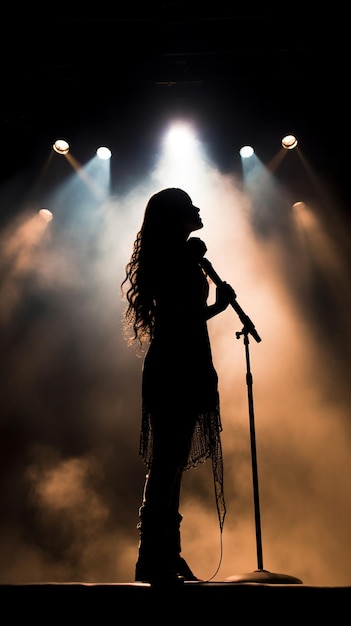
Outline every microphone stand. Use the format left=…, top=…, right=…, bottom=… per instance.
left=224, top=324, right=302, bottom=584
left=199, top=254, right=302, bottom=584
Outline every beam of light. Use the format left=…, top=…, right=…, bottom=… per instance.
left=83, top=153, right=111, bottom=199
left=240, top=150, right=263, bottom=182
left=152, top=118, right=225, bottom=194
left=0, top=210, right=53, bottom=324
left=153, top=120, right=205, bottom=189
left=67, top=151, right=111, bottom=200
left=290, top=147, right=342, bottom=216
left=239, top=149, right=298, bottom=238
left=265, top=148, right=288, bottom=174
left=163, top=120, right=199, bottom=155
left=50, top=148, right=109, bottom=201
left=291, top=201, right=351, bottom=338
left=41, top=151, right=111, bottom=224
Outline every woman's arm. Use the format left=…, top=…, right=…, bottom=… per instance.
left=204, top=282, right=236, bottom=320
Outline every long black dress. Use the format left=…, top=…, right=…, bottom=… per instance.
left=139, top=242, right=226, bottom=530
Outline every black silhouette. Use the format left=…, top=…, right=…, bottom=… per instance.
left=121, top=188, right=235, bottom=584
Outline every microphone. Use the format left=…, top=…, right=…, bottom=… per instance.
left=199, top=257, right=234, bottom=296
left=187, top=237, right=262, bottom=343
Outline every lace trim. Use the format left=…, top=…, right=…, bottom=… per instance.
left=140, top=408, right=226, bottom=532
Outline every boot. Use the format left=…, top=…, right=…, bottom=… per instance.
left=170, top=513, right=202, bottom=582
left=135, top=507, right=184, bottom=585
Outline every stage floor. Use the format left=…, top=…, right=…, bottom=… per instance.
left=1, top=580, right=350, bottom=621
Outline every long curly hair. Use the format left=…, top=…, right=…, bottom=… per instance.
left=121, top=188, right=191, bottom=348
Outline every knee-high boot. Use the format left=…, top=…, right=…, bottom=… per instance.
left=170, top=513, right=201, bottom=581
left=134, top=506, right=184, bottom=585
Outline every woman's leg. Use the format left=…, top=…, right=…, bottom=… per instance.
left=135, top=411, right=199, bottom=582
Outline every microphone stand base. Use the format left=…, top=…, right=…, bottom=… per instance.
left=223, top=569, right=303, bottom=584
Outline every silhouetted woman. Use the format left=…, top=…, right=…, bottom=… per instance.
left=121, top=188, right=234, bottom=584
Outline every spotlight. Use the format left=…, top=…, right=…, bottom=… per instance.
left=282, top=135, right=298, bottom=150
left=53, top=139, right=70, bottom=155
left=96, top=146, right=112, bottom=160
left=292, top=201, right=305, bottom=211
left=38, top=208, right=53, bottom=222
left=239, top=145, right=254, bottom=158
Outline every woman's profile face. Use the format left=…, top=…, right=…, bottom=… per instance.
left=177, top=193, right=203, bottom=234
left=146, top=189, right=203, bottom=235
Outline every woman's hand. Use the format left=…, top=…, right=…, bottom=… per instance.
left=205, top=281, right=236, bottom=320
left=215, top=281, right=236, bottom=312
